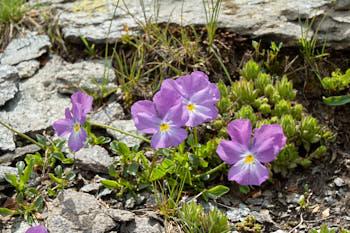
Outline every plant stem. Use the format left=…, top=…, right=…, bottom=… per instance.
left=148, top=149, right=159, bottom=180
left=194, top=162, right=226, bottom=179
left=0, top=120, right=44, bottom=150
left=193, top=127, right=198, bottom=156
left=87, top=120, right=150, bottom=143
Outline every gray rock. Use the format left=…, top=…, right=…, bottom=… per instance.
left=0, top=165, right=17, bottom=182
left=12, top=220, right=31, bottom=233
left=16, top=60, right=40, bottom=79
left=0, top=116, right=16, bottom=151
left=107, top=209, right=135, bottom=222
left=125, top=197, right=136, bottom=209
left=0, top=33, right=51, bottom=65
left=107, top=120, right=146, bottom=147
left=80, top=182, right=102, bottom=193
left=121, top=216, right=164, bottom=233
left=56, top=0, right=350, bottom=49
left=0, top=64, right=19, bottom=106
left=0, top=144, right=41, bottom=165
left=286, top=192, right=300, bottom=204
left=89, top=101, right=125, bottom=126
left=74, top=145, right=113, bottom=174
left=47, top=189, right=116, bottom=233
left=55, top=60, right=118, bottom=95
left=226, top=205, right=251, bottom=222
left=0, top=56, right=71, bottom=149
left=334, top=177, right=345, bottom=187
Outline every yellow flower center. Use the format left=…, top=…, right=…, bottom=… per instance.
left=245, top=155, right=254, bottom=164
left=160, top=123, right=169, bottom=132
left=187, top=104, right=195, bottom=111
left=74, top=124, right=80, bottom=132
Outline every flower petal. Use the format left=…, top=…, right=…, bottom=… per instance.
left=186, top=104, right=218, bottom=127
left=53, top=114, right=74, bottom=136
left=226, top=119, right=252, bottom=150
left=131, top=100, right=161, bottom=134
left=153, top=87, right=182, bottom=119
left=227, top=159, right=269, bottom=186
left=71, top=91, right=93, bottom=121
left=163, top=102, right=189, bottom=127
left=190, top=83, right=220, bottom=105
left=150, top=127, right=187, bottom=149
left=68, top=127, right=87, bottom=152
left=252, top=124, right=287, bottom=163
left=25, top=225, right=48, bottom=233
left=216, top=139, right=247, bottom=164
left=169, top=73, right=210, bottom=100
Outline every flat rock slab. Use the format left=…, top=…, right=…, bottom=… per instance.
left=107, top=120, right=146, bottom=147
left=121, top=216, right=164, bottom=233
left=16, top=60, right=40, bottom=79
left=74, top=145, right=114, bottom=174
left=0, top=33, right=51, bottom=65
left=0, top=64, right=19, bottom=106
left=55, top=60, right=118, bottom=95
left=0, top=165, right=17, bottom=183
left=56, top=0, right=350, bottom=49
left=47, top=189, right=116, bottom=233
left=88, top=101, right=125, bottom=126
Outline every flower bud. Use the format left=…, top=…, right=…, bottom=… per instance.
left=259, top=103, right=271, bottom=116
left=309, top=145, right=327, bottom=159
left=235, top=105, right=258, bottom=126
left=292, top=104, right=303, bottom=120
left=279, top=114, right=296, bottom=138
left=240, top=59, right=261, bottom=80
left=273, top=100, right=292, bottom=117
left=264, top=84, right=275, bottom=97
left=276, top=75, right=296, bottom=100
left=255, top=72, right=272, bottom=92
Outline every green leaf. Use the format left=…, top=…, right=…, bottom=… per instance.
left=239, top=185, right=250, bottom=194
left=126, top=162, right=139, bottom=176
left=95, top=136, right=111, bottom=145
left=150, top=167, right=166, bottom=181
left=205, top=185, right=230, bottom=199
left=49, top=173, right=63, bottom=184
left=66, top=172, right=76, bottom=181
left=25, top=188, right=38, bottom=197
left=110, top=141, right=130, bottom=155
left=62, top=158, right=74, bottom=164
left=48, top=188, right=56, bottom=197
left=4, top=174, right=18, bottom=188
left=20, top=158, right=34, bottom=189
left=323, top=95, right=350, bottom=106
left=0, top=208, right=15, bottom=217
left=109, top=164, right=118, bottom=178
left=25, top=153, right=43, bottom=167
left=16, top=161, right=25, bottom=176
left=32, top=195, right=43, bottom=210
left=100, top=179, right=119, bottom=189
left=54, top=165, right=63, bottom=178
left=17, top=192, right=24, bottom=204
left=36, top=134, right=47, bottom=147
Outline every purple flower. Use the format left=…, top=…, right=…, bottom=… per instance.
left=26, top=225, right=48, bottom=233
left=161, top=71, right=220, bottom=127
left=216, top=119, right=286, bottom=186
left=131, top=87, right=189, bottom=149
left=53, top=91, right=93, bottom=152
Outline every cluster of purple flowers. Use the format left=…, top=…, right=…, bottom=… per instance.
left=52, top=71, right=286, bottom=186
left=131, top=71, right=220, bottom=149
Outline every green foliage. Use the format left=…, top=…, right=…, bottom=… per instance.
left=178, top=201, right=232, bottom=233
left=311, top=225, right=350, bottom=233
left=0, top=0, right=27, bottom=23
left=80, top=35, right=97, bottom=57
left=202, top=0, right=222, bottom=49
left=217, top=60, right=333, bottom=177
left=3, top=158, right=43, bottom=225
left=323, top=95, right=350, bottom=106
left=322, top=68, right=350, bottom=91
left=235, top=215, right=262, bottom=233
left=48, top=165, right=76, bottom=197
left=100, top=141, right=151, bottom=196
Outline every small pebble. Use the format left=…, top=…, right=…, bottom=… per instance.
left=334, top=177, right=345, bottom=187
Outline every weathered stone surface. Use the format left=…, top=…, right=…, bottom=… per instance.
left=74, top=145, right=113, bottom=174
left=226, top=204, right=251, bottom=222
left=121, top=216, right=164, bottom=233
left=0, top=144, right=41, bottom=165
left=55, top=60, right=118, bottom=95
left=0, top=33, right=51, bottom=65
left=89, top=101, right=125, bottom=126
left=56, top=0, right=350, bottom=49
left=0, top=64, right=19, bottom=106
left=107, top=209, right=135, bottom=222
left=16, top=60, right=40, bottom=79
left=107, top=120, right=146, bottom=147
left=0, top=165, right=17, bottom=182
left=0, top=114, right=16, bottom=151
left=47, top=189, right=116, bottom=233
left=0, top=56, right=70, bottom=150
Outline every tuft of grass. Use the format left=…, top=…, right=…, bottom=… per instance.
left=0, top=0, right=26, bottom=24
